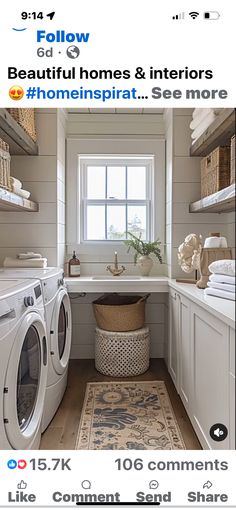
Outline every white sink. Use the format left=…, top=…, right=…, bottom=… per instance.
left=92, top=276, right=142, bottom=280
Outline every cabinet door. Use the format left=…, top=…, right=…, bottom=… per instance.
left=191, top=303, right=230, bottom=449
left=229, top=328, right=235, bottom=450
left=168, top=289, right=179, bottom=391
left=179, top=295, right=191, bottom=413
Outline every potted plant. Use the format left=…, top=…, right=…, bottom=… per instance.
left=124, top=232, right=162, bottom=276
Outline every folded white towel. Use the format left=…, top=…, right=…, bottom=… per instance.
left=10, top=176, right=22, bottom=189
left=3, top=257, right=47, bottom=268
left=192, top=108, right=223, bottom=120
left=204, top=287, right=235, bottom=301
left=208, top=281, right=235, bottom=293
left=209, top=274, right=235, bottom=285
left=18, top=252, right=43, bottom=260
left=209, top=259, right=235, bottom=276
left=191, top=111, right=216, bottom=140
left=190, top=109, right=213, bottom=130
left=13, top=188, right=31, bottom=199
left=204, top=236, right=221, bottom=248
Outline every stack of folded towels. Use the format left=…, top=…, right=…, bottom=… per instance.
left=10, top=177, right=31, bottom=199
left=190, top=108, right=223, bottom=145
left=3, top=252, right=47, bottom=268
left=204, top=259, right=235, bottom=301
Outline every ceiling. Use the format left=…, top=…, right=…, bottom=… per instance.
left=68, top=108, right=164, bottom=114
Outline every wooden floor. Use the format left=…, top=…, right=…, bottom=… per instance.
left=40, top=359, right=201, bottom=450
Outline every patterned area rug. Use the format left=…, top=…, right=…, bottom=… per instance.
left=76, top=381, right=185, bottom=450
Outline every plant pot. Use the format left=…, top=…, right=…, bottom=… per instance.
left=137, top=255, right=153, bottom=276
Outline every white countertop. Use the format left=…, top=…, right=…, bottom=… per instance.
left=65, top=276, right=235, bottom=329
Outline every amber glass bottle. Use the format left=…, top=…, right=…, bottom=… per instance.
left=69, top=251, right=80, bottom=277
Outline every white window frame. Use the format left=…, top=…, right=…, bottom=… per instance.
left=79, top=156, right=154, bottom=244
left=66, top=138, right=165, bottom=256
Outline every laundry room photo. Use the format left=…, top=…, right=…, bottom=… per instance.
left=0, top=107, right=235, bottom=451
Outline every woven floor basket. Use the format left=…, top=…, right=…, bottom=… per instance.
left=95, top=326, right=150, bottom=377
left=7, top=108, right=37, bottom=142
left=93, top=293, right=150, bottom=332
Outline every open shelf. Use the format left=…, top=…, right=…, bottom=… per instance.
left=189, top=184, right=235, bottom=213
left=190, top=109, right=235, bottom=157
left=0, top=109, right=38, bottom=155
left=0, top=188, right=39, bottom=212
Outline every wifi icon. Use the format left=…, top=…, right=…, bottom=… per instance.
left=189, top=11, right=199, bottom=19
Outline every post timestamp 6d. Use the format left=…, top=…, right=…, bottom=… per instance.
left=29, top=458, right=71, bottom=471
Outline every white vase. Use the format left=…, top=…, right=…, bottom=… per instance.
left=137, top=255, right=153, bottom=276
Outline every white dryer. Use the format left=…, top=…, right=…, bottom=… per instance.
left=0, top=268, right=72, bottom=431
left=0, top=279, right=47, bottom=449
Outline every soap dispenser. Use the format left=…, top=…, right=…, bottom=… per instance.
left=69, top=251, right=81, bottom=277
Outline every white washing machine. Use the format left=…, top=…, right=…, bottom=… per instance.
left=0, top=268, right=72, bottom=431
left=0, top=279, right=47, bottom=449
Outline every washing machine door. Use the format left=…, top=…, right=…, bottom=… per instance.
left=4, top=312, right=47, bottom=449
left=50, top=289, right=72, bottom=375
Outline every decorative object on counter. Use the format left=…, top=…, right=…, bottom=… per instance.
left=230, top=134, right=235, bottom=184
left=95, top=327, right=150, bottom=377
left=69, top=251, right=80, bottom=277
left=204, top=233, right=228, bottom=248
left=106, top=251, right=126, bottom=276
left=200, top=145, right=230, bottom=198
left=0, top=138, right=11, bottom=191
left=124, top=232, right=162, bottom=276
left=177, top=233, right=202, bottom=283
left=93, top=293, right=150, bottom=332
left=196, top=248, right=232, bottom=289
left=3, top=255, right=47, bottom=268
left=7, top=108, right=37, bottom=142
left=76, top=381, right=186, bottom=450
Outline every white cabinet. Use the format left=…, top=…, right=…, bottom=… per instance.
left=190, top=303, right=230, bottom=449
left=168, top=287, right=234, bottom=450
left=179, top=295, right=191, bottom=414
left=168, top=289, right=179, bottom=391
left=229, top=327, right=235, bottom=450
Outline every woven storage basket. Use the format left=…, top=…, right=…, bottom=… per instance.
left=0, top=138, right=11, bottom=191
left=7, top=108, right=37, bottom=142
left=230, top=135, right=235, bottom=184
left=93, top=293, right=150, bottom=332
left=201, top=146, right=230, bottom=198
left=95, top=326, right=150, bottom=377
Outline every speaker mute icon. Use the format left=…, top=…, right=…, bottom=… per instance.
left=172, top=12, right=185, bottom=20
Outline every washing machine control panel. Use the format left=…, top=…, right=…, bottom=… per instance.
left=24, top=296, right=35, bottom=307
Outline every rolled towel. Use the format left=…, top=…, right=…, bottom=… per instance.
left=10, top=176, right=22, bottom=190
left=209, top=274, right=235, bottom=285
left=204, top=287, right=235, bottom=301
left=18, top=252, right=43, bottom=260
left=209, top=259, right=235, bottom=276
left=13, top=188, right=31, bottom=199
left=204, top=236, right=221, bottom=248
left=208, top=281, right=235, bottom=293
left=219, top=236, right=228, bottom=248
left=3, top=257, right=47, bottom=268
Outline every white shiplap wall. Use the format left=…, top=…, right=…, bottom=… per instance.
left=70, top=292, right=168, bottom=359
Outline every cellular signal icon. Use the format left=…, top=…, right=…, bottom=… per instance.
left=172, top=12, right=185, bottom=20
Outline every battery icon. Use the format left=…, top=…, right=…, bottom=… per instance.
left=204, top=11, right=220, bottom=19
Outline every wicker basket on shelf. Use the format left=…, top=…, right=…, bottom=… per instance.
left=201, top=146, right=230, bottom=198
left=7, top=108, right=37, bottom=142
left=0, top=138, right=11, bottom=191
left=230, top=135, right=235, bottom=184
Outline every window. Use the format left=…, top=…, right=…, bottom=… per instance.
left=79, top=157, right=153, bottom=242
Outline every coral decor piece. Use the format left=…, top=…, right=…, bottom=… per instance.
left=177, top=234, right=202, bottom=274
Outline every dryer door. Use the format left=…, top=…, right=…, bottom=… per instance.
left=4, top=312, right=47, bottom=449
left=50, top=289, right=72, bottom=375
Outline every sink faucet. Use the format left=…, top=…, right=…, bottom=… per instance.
left=106, top=252, right=126, bottom=276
